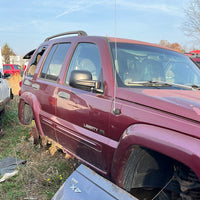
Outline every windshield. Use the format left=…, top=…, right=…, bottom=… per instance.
left=13, top=65, right=20, bottom=70
left=110, top=43, right=200, bottom=89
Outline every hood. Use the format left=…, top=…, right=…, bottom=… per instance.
left=117, top=88, right=200, bottom=123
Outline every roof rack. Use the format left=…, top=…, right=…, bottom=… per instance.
left=44, top=30, right=87, bottom=42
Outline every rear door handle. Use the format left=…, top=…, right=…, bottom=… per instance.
left=32, top=83, right=40, bottom=90
left=58, top=91, right=70, bottom=100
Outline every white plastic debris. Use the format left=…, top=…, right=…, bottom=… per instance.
left=0, top=157, right=25, bottom=183
left=0, top=170, right=18, bottom=182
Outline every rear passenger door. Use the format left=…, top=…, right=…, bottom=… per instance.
left=56, top=42, right=112, bottom=172
left=35, top=43, right=70, bottom=141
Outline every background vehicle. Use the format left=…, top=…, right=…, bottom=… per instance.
left=0, top=48, right=13, bottom=113
left=18, top=31, right=200, bottom=200
left=191, top=57, right=200, bottom=66
left=185, top=50, right=200, bottom=67
left=3, top=64, right=21, bottom=75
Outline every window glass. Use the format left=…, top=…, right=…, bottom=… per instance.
left=13, top=65, right=20, bottom=70
left=27, top=46, right=46, bottom=77
left=110, top=43, right=200, bottom=89
left=66, top=43, right=102, bottom=84
left=40, top=43, right=70, bottom=81
left=40, top=45, right=57, bottom=79
left=3, top=65, right=12, bottom=70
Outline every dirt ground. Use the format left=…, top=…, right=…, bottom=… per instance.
left=7, top=74, right=22, bottom=96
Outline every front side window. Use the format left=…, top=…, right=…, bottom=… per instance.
left=40, top=43, right=70, bottom=81
left=110, top=43, right=200, bottom=90
left=66, top=43, right=102, bottom=84
left=13, top=65, right=21, bottom=70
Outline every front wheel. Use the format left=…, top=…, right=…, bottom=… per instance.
left=123, top=147, right=178, bottom=200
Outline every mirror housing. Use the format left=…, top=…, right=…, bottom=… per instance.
left=69, top=70, right=101, bottom=92
left=2, top=73, right=11, bottom=79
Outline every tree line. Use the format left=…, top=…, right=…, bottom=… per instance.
left=0, top=40, right=188, bottom=65
left=1, top=43, right=16, bottom=64
left=1, top=0, right=200, bottom=63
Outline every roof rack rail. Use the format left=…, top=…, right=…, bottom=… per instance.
left=44, top=30, right=87, bottom=42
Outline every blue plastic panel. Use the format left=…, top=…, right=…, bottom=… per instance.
left=52, top=164, right=137, bottom=200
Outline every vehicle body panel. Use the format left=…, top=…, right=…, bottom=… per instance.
left=0, top=78, right=11, bottom=112
left=111, top=124, right=200, bottom=186
left=0, top=48, right=12, bottom=111
left=115, top=88, right=200, bottom=139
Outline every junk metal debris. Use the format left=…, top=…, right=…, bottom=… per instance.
left=52, top=164, right=137, bottom=200
left=0, top=157, right=25, bottom=182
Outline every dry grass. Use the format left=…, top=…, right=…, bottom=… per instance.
left=7, top=74, right=22, bottom=96
left=0, top=78, right=78, bottom=200
left=0, top=141, right=77, bottom=200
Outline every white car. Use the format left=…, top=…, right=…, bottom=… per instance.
left=0, top=47, right=13, bottom=113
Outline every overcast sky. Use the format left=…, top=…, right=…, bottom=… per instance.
left=0, top=0, right=194, bottom=55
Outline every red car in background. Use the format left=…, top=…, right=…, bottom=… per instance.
left=185, top=50, right=200, bottom=67
left=191, top=57, right=200, bottom=67
left=3, top=64, right=21, bottom=75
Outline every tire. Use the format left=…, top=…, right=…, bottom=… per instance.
left=23, top=104, right=33, bottom=125
left=123, top=147, right=175, bottom=200
left=156, top=190, right=181, bottom=200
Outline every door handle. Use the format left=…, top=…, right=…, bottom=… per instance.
left=24, top=79, right=32, bottom=86
left=58, top=91, right=70, bottom=100
left=32, top=83, right=40, bottom=90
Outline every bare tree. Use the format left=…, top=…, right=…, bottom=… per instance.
left=159, top=40, right=171, bottom=48
left=159, top=40, right=185, bottom=52
left=1, top=43, right=15, bottom=64
left=183, top=0, right=200, bottom=41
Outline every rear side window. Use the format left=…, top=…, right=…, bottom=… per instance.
left=40, top=43, right=70, bottom=81
left=27, top=46, right=46, bottom=77
left=3, top=65, right=12, bottom=70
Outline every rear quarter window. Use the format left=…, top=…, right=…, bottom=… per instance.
left=27, top=46, right=46, bottom=77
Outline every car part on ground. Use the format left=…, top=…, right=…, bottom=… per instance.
left=52, top=164, right=137, bottom=200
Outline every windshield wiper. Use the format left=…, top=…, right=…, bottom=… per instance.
left=188, top=84, right=200, bottom=90
left=127, top=81, right=172, bottom=87
left=127, top=81, right=200, bottom=90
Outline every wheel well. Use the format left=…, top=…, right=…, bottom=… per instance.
left=123, top=146, right=200, bottom=198
left=23, top=103, right=33, bottom=125
left=123, top=146, right=174, bottom=191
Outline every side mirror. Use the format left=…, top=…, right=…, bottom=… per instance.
left=69, top=70, right=101, bottom=92
left=3, top=73, right=11, bottom=79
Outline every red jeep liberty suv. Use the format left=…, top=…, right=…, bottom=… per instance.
left=19, top=31, right=200, bottom=200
